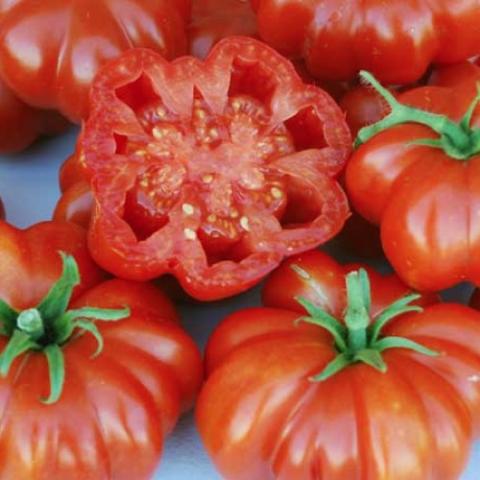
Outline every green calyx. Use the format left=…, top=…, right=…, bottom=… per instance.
left=0, top=253, right=130, bottom=404
left=355, top=70, right=480, bottom=160
left=295, top=267, right=438, bottom=381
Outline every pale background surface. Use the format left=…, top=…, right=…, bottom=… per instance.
left=0, top=128, right=478, bottom=479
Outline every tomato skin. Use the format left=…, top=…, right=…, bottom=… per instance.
left=0, top=76, right=67, bottom=153
left=53, top=148, right=93, bottom=227
left=79, top=38, right=350, bottom=301
left=189, top=0, right=257, bottom=58
left=0, top=220, right=202, bottom=479
left=252, top=0, right=480, bottom=84
left=197, top=252, right=478, bottom=480
left=0, top=0, right=190, bottom=122
left=262, top=250, right=439, bottom=316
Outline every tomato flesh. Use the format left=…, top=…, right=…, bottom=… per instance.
left=121, top=93, right=293, bottom=257
left=84, top=40, right=351, bottom=300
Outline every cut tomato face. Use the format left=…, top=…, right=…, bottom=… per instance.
left=83, top=37, right=351, bottom=300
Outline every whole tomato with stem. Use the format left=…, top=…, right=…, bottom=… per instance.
left=0, top=219, right=202, bottom=479
left=346, top=70, right=480, bottom=292
left=0, top=0, right=191, bottom=123
left=251, top=0, right=480, bottom=84
left=66, top=37, right=350, bottom=301
left=197, top=250, right=480, bottom=480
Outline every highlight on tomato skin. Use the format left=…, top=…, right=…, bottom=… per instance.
left=197, top=250, right=480, bottom=480
left=251, top=0, right=480, bottom=84
left=79, top=36, right=351, bottom=301
left=0, top=0, right=192, bottom=123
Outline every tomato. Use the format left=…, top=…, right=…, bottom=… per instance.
left=76, top=37, right=350, bottom=301
left=0, top=219, right=202, bottom=478
left=251, top=0, right=480, bottom=84
left=340, top=85, right=395, bottom=137
left=197, top=250, right=480, bottom=480
left=470, top=288, right=480, bottom=310
left=427, top=61, right=480, bottom=88
left=346, top=71, right=480, bottom=291
left=0, top=76, right=67, bottom=153
left=189, top=0, right=257, bottom=59
left=53, top=146, right=92, bottom=228
left=0, top=0, right=191, bottom=123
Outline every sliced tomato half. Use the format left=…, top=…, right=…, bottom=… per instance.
left=83, top=37, right=351, bottom=300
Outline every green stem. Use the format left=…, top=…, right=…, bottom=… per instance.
left=355, top=70, right=480, bottom=160
left=344, top=271, right=370, bottom=351
left=0, top=253, right=130, bottom=404
left=292, top=266, right=438, bottom=381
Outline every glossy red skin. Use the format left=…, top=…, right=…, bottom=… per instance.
left=53, top=148, right=92, bottom=228
left=0, top=76, right=67, bottom=153
left=251, top=0, right=480, bottom=84
left=336, top=63, right=480, bottom=259
left=0, top=220, right=202, bottom=479
left=340, top=62, right=480, bottom=139
left=197, top=250, right=480, bottom=480
left=189, top=0, right=257, bottom=59
left=470, top=288, right=480, bottom=310
left=0, top=0, right=190, bottom=123
left=261, top=250, right=439, bottom=316
left=346, top=77, right=480, bottom=291
left=80, top=38, right=351, bottom=301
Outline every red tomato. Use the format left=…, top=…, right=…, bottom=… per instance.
left=53, top=147, right=92, bottom=228
left=336, top=63, right=480, bottom=260
left=0, top=0, right=191, bottom=123
left=346, top=71, right=480, bottom=291
left=0, top=76, right=67, bottom=153
left=427, top=60, right=480, bottom=88
left=76, top=37, right=350, bottom=301
left=251, top=0, right=480, bottom=84
left=197, top=250, right=480, bottom=480
left=189, top=0, right=257, bottom=58
left=0, top=219, right=202, bottom=478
